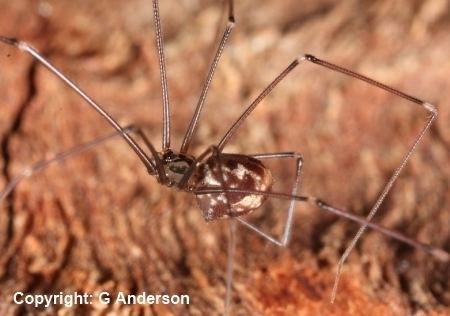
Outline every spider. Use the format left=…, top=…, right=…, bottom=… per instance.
left=0, top=0, right=448, bottom=314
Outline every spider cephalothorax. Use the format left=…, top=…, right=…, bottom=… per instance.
left=159, top=150, right=195, bottom=187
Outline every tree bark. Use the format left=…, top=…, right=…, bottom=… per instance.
left=0, top=0, right=448, bottom=315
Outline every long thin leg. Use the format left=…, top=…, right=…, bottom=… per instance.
left=196, top=150, right=303, bottom=246
left=129, top=126, right=168, bottom=184
left=0, top=37, right=157, bottom=174
left=206, top=146, right=237, bottom=315
left=302, top=54, right=438, bottom=302
left=0, top=127, right=135, bottom=204
left=180, top=0, right=235, bottom=154
left=194, top=187, right=450, bottom=263
left=204, top=150, right=302, bottom=315
left=215, top=51, right=437, bottom=300
left=217, top=55, right=306, bottom=151
left=224, top=219, right=237, bottom=316
left=237, top=152, right=303, bottom=247
left=151, top=0, right=171, bottom=151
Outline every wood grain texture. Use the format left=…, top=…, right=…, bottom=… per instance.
left=0, top=0, right=449, bottom=315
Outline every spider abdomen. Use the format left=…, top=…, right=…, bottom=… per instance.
left=195, top=154, right=273, bottom=221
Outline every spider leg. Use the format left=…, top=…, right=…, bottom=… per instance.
left=208, top=145, right=239, bottom=315
left=302, top=55, right=438, bottom=303
left=217, top=56, right=305, bottom=151
left=225, top=219, right=237, bottom=316
left=238, top=152, right=303, bottom=247
left=195, top=187, right=450, bottom=263
left=214, top=48, right=437, bottom=302
left=0, top=37, right=156, bottom=174
left=151, top=0, right=171, bottom=150
left=126, top=125, right=168, bottom=184
left=205, top=150, right=302, bottom=314
left=0, top=125, right=156, bottom=204
left=195, top=184, right=449, bottom=308
left=180, top=0, right=235, bottom=154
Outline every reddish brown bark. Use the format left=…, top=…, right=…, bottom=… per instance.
left=0, top=0, right=449, bottom=315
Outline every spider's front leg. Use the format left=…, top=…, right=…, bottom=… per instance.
left=0, top=125, right=162, bottom=205
left=303, top=54, right=438, bottom=302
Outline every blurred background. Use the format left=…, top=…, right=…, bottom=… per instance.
left=0, top=0, right=449, bottom=315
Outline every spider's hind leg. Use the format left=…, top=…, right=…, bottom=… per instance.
left=237, top=152, right=303, bottom=247
left=195, top=146, right=303, bottom=314
left=209, top=146, right=236, bottom=315
left=225, top=219, right=237, bottom=316
left=206, top=149, right=303, bottom=314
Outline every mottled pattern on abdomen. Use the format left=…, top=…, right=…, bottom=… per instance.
left=194, top=154, right=273, bottom=221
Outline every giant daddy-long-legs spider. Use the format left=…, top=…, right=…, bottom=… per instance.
left=0, top=0, right=449, bottom=315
